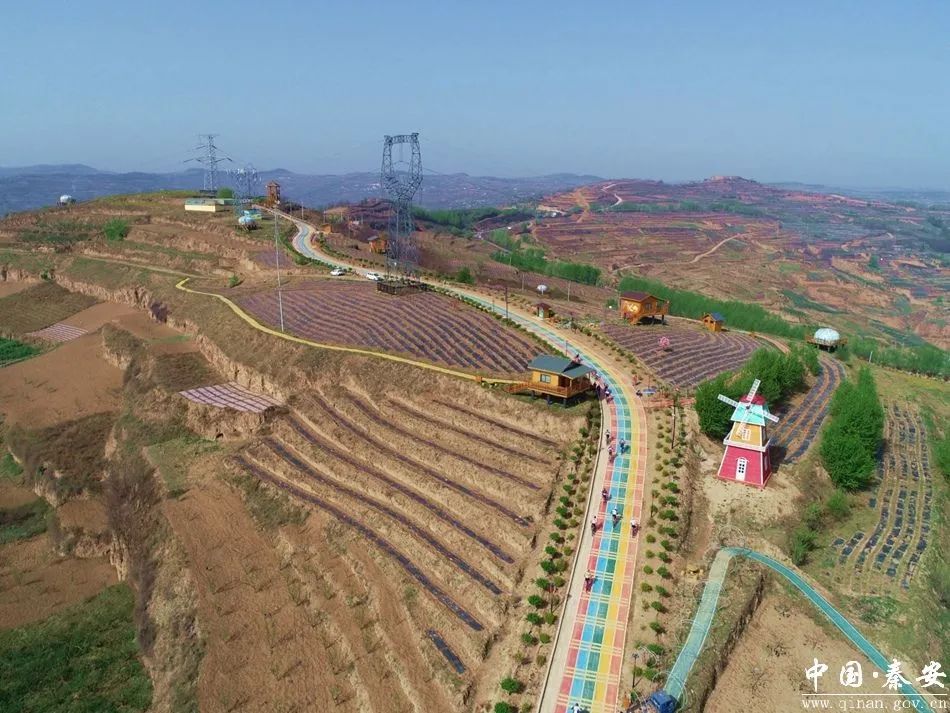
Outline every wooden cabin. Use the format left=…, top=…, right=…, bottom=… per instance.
left=521, top=354, right=593, bottom=401
left=702, top=312, right=725, bottom=332
left=368, top=235, right=388, bottom=254
left=535, top=302, right=554, bottom=319
left=620, top=291, right=669, bottom=324
left=264, top=181, right=281, bottom=207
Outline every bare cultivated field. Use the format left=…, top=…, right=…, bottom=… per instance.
left=0, top=280, right=35, bottom=298
left=0, top=282, right=98, bottom=335
left=0, top=533, right=116, bottom=629
left=706, top=587, right=880, bottom=713
left=56, top=301, right=138, bottom=331
left=0, top=334, right=123, bottom=428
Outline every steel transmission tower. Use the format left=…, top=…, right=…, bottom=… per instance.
left=381, top=133, right=422, bottom=274
left=188, top=134, right=232, bottom=193
left=229, top=164, right=259, bottom=212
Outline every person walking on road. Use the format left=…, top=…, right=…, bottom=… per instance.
left=611, top=506, right=621, bottom=527
left=590, top=516, right=599, bottom=536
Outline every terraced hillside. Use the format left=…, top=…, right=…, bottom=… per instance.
left=601, top=319, right=760, bottom=388
left=232, top=382, right=577, bottom=703
left=534, top=177, right=949, bottom=349
left=237, top=281, right=541, bottom=376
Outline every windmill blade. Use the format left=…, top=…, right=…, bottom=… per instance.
left=763, top=411, right=780, bottom=423
left=717, top=394, right=742, bottom=408
left=747, top=379, right=761, bottom=401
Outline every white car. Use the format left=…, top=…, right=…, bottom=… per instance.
left=365, top=271, right=382, bottom=281
left=330, top=267, right=347, bottom=276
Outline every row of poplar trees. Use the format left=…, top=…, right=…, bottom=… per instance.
left=819, top=367, right=884, bottom=490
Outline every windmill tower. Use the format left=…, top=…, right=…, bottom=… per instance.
left=716, top=379, right=780, bottom=488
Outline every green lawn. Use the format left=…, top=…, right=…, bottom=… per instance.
left=0, top=584, right=153, bottom=713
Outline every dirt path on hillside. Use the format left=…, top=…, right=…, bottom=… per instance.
left=683, top=236, right=743, bottom=264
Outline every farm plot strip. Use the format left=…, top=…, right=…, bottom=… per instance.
left=179, top=382, right=282, bottom=413
left=25, top=322, right=88, bottom=343
left=390, top=399, right=552, bottom=470
left=771, top=356, right=845, bottom=463
left=342, top=394, right=543, bottom=491
left=833, top=404, right=933, bottom=591
left=233, top=456, right=484, bottom=631
left=258, top=439, right=503, bottom=595
left=432, top=398, right=561, bottom=448
left=426, top=629, right=466, bottom=674
left=288, top=411, right=530, bottom=534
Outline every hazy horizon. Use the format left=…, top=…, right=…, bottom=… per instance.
left=2, top=1, right=948, bottom=189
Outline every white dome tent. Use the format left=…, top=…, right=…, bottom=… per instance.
left=808, top=327, right=844, bottom=352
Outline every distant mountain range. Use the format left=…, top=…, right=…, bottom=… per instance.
left=0, top=165, right=602, bottom=215
left=768, top=181, right=950, bottom=206
left=3, top=164, right=947, bottom=215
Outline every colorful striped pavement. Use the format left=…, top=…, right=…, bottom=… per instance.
left=287, top=214, right=647, bottom=713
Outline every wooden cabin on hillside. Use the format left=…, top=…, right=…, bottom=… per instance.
left=264, top=181, right=281, bottom=207
left=702, top=312, right=725, bottom=332
left=510, top=354, right=593, bottom=403
left=535, top=302, right=554, bottom=319
left=368, top=235, right=388, bottom=254
left=620, top=291, right=669, bottom=324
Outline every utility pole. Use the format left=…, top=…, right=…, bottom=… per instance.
left=273, top=210, right=285, bottom=332
left=567, top=280, right=571, bottom=303
left=504, top=284, right=509, bottom=322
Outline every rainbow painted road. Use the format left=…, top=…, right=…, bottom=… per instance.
left=289, top=215, right=645, bottom=713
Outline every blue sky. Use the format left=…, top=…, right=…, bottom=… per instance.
left=2, top=0, right=947, bottom=187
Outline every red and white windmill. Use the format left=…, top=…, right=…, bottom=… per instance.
left=716, top=378, right=780, bottom=488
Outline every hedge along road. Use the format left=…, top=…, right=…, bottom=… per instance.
left=667, top=547, right=934, bottom=712
left=287, top=211, right=647, bottom=713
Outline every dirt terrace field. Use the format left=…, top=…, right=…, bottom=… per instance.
left=601, top=319, right=761, bottom=388
left=215, top=369, right=580, bottom=704
left=236, top=280, right=542, bottom=376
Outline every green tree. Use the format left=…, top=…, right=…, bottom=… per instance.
left=216, top=187, right=234, bottom=199
left=820, top=424, right=876, bottom=490
left=694, top=373, right=747, bottom=439
left=102, top=218, right=130, bottom=242
left=455, top=266, right=475, bottom=284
